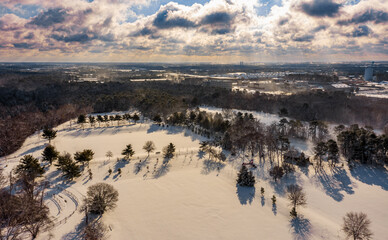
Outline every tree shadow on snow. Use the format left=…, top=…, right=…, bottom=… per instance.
left=350, top=164, right=388, bottom=191
left=114, top=159, right=130, bottom=172
left=272, top=204, right=277, bottom=215
left=61, top=214, right=101, bottom=240
left=61, top=219, right=85, bottom=240
left=316, top=167, right=354, bottom=202
left=18, top=144, right=46, bottom=157
left=153, top=159, right=171, bottom=178
left=146, top=124, right=164, bottom=134
left=147, top=124, right=206, bottom=142
left=270, top=173, right=298, bottom=197
left=236, top=185, right=255, bottom=205
left=261, top=196, right=265, bottom=207
left=133, top=157, right=150, bottom=175
left=197, top=151, right=205, bottom=160
left=289, top=215, right=311, bottom=240
left=201, top=159, right=225, bottom=175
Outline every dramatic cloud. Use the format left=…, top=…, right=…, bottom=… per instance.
left=352, top=25, right=371, bottom=37
left=293, top=34, right=314, bottom=42
left=201, top=11, right=234, bottom=25
left=0, top=0, right=387, bottom=62
left=299, top=0, right=342, bottom=17
left=338, top=9, right=388, bottom=25
left=153, top=8, right=196, bottom=29
left=29, top=8, right=68, bottom=27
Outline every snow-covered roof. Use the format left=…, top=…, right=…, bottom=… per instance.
left=332, top=83, right=350, bottom=88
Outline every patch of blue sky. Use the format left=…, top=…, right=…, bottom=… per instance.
left=345, top=0, right=361, bottom=5
left=256, top=0, right=283, bottom=16
left=132, top=0, right=210, bottom=17
left=0, top=4, right=41, bottom=18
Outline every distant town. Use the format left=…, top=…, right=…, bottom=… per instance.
left=2, top=62, right=387, bottom=99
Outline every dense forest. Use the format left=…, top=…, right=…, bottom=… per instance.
left=0, top=76, right=387, bottom=157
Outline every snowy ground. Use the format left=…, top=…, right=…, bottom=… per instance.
left=1, top=117, right=388, bottom=240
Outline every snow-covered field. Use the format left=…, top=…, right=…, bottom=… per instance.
left=1, top=117, right=388, bottom=240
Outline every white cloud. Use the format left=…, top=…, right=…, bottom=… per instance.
left=0, top=0, right=387, bottom=61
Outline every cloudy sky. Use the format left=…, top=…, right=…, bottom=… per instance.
left=0, top=0, right=387, bottom=62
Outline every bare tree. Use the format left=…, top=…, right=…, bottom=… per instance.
left=105, top=151, right=113, bottom=161
left=22, top=196, right=53, bottom=239
left=0, top=167, right=5, bottom=189
left=287, top=184, right=307, bottom=217
left=85, top=183, right=119, bottom=215
left=0, top=190, right=25, bottom=240
left=143, top=141, right=156, bottom=157
left=342, top=212, right=373, bottom=240
left=83, top=220, right=107, bottom=240
left=269, top=166, right=284, bottom=181
left=0, top=175, right=52, bottom=240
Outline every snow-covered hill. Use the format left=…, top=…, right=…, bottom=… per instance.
left=1, top=118, right=387, bottom=240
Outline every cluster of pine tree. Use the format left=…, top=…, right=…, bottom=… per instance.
left=77, top=113, right=140, bottom=128
left=42, top=144, right=94, bottom=180
left=337, top=124, right=388, bottom=165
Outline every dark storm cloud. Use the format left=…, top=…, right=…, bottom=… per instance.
left=153, top=9, right=196, bottom=29
left=132, top=27, right=154, bottom=36
left=24, top=32, right=35, bottom=39
left=30, top=8, right=68, bottom=27
left=352, top=25, right=371, bottom=37
left=51, top=33, right=95, bottom=43
left=293, top=34, right=314, bottom=42
left=338, top=9, right=388, bottom=25
left=13, top=43, right=34, bottom=49
left=312, top=25, right=327, bottom=32
left=199, top=12, right=236, bottom=35
left=211, top=28, right=231, bottom=35
left=300, top=0, right=341, bottom=17
left=201, top=12, right=233, bottom=25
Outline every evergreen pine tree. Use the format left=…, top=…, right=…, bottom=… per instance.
left=74, top=149, right=94, bottom=167
left=78, top=114, right=87, bottom=129
left=272, top=195, right=276, bottom=205
left=122, top=144, right=135, bottom=160
left=133, top=114, right=140, bottom=123
left=261, top=187, right=265, bottom=196
left=42, top=128, right=57, bottom=144
left=163, top=143, right=176, bottom=159
left=56, top=153, right=81, bottom=180
left=62, top=160, right=81, bottom=180
left=41, top=145, right=59, bottom=165
left=236, top=165, right=255, bottom=187
left=15, top=155, right=45, bottom=180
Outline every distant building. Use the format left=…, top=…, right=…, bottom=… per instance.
left=364, top=62, right=374, bottom=81
left=205, top=80, right=233, bottom=89
left=330, top=83, right=353, bottom=93
left=78, top=77, right=98, bottom=82
left=181, top=77, right=204, bottom=85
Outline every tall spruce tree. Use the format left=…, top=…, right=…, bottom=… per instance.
left=236, top=165, right=255, bottom=187
left=15, top=155, right=45, bottom=180
left=74, top=149, right=94, bottom=167
left=42, top=128, right=57, bottom=144
left=41, top=145, right=59, bottom=165
left=122, top=144, right=135, bottom=160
